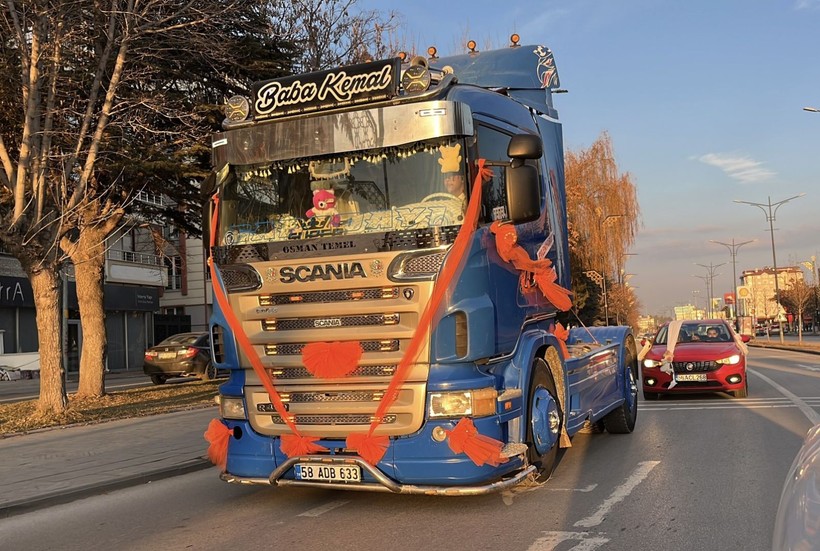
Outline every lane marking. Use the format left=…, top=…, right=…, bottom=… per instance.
left=574, top=461, right=660, bottom=528
left=297, top=499, right=350, bottom=517
left=527, top=531, right=609, bottom=551
left=548, top=484, right=598, bottom=493
left=749, top=368, right=820, bottom=425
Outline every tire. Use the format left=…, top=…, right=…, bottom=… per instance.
left=200, top=362, right=217, bottom=381
left=150, top=374, right=167, bottom=385
left=643, top=390, right=660, bottom=400
left=603, top=340, right=639, bottom=434
left=732, top=380, right=748, bottom=399
left=526, top=357, right=562, bottom=482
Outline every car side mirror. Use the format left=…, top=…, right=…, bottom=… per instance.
left=741, top=335, right=751, bottom=343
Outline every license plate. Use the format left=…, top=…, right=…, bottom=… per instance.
left=295, top=463, right=361, bottom=483
left=675, top=373, right=707, bottom=382
left=158, top=352, right=176, bottom=360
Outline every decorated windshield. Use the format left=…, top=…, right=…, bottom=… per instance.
left=219, top=139, right=468, bottom=245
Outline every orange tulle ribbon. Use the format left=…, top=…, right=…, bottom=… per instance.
left=346, top=433, right=391, bottom=465
left=553, top=322, right=570, bottom=359
left=490, top=221, right=572, bottom=311
left=280, top=434, right=327, bottom=457
left=445, top=417, right=508, bottom=467
left=301, top=341, right=363, bottom=378
left=204, top=418, right=232, bottom=471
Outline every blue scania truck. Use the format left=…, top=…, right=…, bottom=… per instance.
left=205, top=38, right=638, bottom=495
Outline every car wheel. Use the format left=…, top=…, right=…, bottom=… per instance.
left=732, top=380, right=748, bottom=399
left=526, top=356, right=562, bottom=482
left=603, top=346, right=638, bottom=434
left=150, top=374, right=167, bottom=385
left=201, top=362, right=217, bottom=381
left=643, top=390, right=660, bottom=400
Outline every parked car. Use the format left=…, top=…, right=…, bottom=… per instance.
left=772, top=423, right=820, bottom=550
left=143, top=332, right=216, bottom=385
left=641, top=319, right=751, bottom=399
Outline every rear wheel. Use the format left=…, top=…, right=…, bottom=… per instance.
left=603, top=350, right=639, bottom=434
left=150, top=374, right=167, bottom=385
left=526, top=357, right=562, bottom=482
left=200, top=362, right=217, bottom=381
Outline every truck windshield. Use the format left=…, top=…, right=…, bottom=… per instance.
left=219, top=139, right=468, bottom=245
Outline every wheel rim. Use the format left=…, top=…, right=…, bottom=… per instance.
left=531, top=386, right=560, bottom=456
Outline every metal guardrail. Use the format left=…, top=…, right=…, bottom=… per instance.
left=106, top=249, right=163, bottom=266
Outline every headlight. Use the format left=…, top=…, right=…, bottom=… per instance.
left=643, top=359, right=663, bottom=368
left=716, top=354, right=741, bottom=365
left=220, top=396, right=247, bottom=420
left=428, top=388, right=497, bottom=418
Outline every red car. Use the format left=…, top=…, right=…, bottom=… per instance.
left=641, top=320, right=751, bottom=399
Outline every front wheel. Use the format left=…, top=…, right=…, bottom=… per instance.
left=526, top=357, right=562, bottom=482
left=732, top=380, right=749, bottom=398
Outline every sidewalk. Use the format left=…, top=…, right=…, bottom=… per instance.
left=0, top=406, right=217, bottom=518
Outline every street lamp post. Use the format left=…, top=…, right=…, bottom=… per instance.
left=693, top=275, right=710, bottom=318
left=695, top=262, right=726, bottom=318
left=709, top=238, right=755, bottom=330
left=734, top=194, right=805, bottom=344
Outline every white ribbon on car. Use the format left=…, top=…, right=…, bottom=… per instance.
left=661, top=320, right=684, bottom=390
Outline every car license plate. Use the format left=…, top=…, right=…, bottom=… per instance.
left=675, top=373, right=707, bottom=382
left=295, top=463, right=361, bottom=483
left=158, top=352, right=176, bottom=360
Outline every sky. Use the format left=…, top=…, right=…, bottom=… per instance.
left=358, top=0, right=820, bottom=317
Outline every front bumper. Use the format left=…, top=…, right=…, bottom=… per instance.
left=641, top=364, right=746, bottom=394
left=218, top=418, right=532, bottom=494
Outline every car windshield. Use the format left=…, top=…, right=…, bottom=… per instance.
left=218, top=138, right=469, bottom=246
left=160, top=334, right=201, bottom=346
left=654, top=323, right=731, bottom=345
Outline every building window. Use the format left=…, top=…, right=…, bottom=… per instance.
left=165, top=256, right=183, bottom=290
left=164, top=306, right=185, bottom=315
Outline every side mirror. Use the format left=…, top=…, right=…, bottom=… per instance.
left=741, top=335, right=751, bottom=343
left=505, top=164, right=540, bottom=224
left=504, top=133, right=543, bottom=224
left=507, top=134, right=543, bottom=160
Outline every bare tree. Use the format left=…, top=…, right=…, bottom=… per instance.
left=780, top=280, right=815, bottom=342
left=272, top=0, right=401, bottom=70
left=0, top=0, right=293, bottom=413
left=565, top=132, right=642, bottom=325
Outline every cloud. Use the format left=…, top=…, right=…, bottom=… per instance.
left=795, top=0, right=820, bottom=10
left=696, top=153, right=776, bottom=183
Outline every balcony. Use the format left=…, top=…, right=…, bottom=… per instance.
left=106, top=249, right=167, bottom=287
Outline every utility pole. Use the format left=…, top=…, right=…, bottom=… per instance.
left=734, top=194, right=805, bottom=344
left=695, top=262, right=726, bottom=319
left=710, top=238, right=755, bottom=330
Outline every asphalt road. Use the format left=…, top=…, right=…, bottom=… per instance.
left=1, top=347, right=817, bottom=551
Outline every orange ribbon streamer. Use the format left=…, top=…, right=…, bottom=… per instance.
left=204, top=418, right=232, bottom=471
left=208, top=195, right=328, bottom=457
left=344, top=160, right=489, bottom=464
left=445, top=417, right=508, bottom=467
left=489, top=221, right=572, bottom=311
left=553, top=322, right=570, bottom=359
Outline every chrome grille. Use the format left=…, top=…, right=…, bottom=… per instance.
left=265, top=340, right=400, bottom=355
left=286, top=391, right=384, bottom=403
left=263, top=313, right=399, bottom=331
left=259, top=287, right=399, bottom=305
left=267, top=365, right=397, bottom=379
left=404, top=252, right=446, bottom=274
left=219, top=265, right=262, bottom=292
left=268, top=414, right=398, bottom=425
left=672, top=360, right=719, bottom=372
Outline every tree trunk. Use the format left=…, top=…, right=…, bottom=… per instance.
left=72, top=228, right=109, bottom=398
left=28, top=267, right=67, bottom=415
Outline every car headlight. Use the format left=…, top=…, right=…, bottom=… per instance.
left=643, top=359, right=663, bottom=368
left=220, top=396, right=247, bottom=420
left=716, top=354, right=741, bottom=365
left=428, top=388, right=497, bottom=418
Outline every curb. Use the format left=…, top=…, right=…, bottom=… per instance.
left=748, top=342, right=820, bottom=356
left=0, top=457, right=213, bottom=519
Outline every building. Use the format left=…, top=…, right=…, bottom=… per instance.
left=674, top=304, right=704, bottom=321
left=739, top=266, right=804, bottom=322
